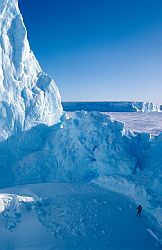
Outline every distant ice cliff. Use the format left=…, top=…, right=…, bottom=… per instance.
left=62, top=101, right=161, bottom=112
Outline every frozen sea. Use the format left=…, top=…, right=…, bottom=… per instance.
left=103, top=112, right=162, bottom=136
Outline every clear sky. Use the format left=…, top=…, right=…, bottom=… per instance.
left=19, top=0, right=162, bottom=103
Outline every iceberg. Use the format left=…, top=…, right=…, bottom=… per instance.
left=0, top=0, right=62, bottom=141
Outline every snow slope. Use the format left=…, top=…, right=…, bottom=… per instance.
left=0, top=183, right=161, bottom=250
left=0, top=0, right=62, bottom=141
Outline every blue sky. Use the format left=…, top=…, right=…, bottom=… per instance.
left=19, top=0, right=162, bottom=103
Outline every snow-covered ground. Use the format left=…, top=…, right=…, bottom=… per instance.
left=0, top=183, right=161, bottom=250
left=106, top=112, right=162, bottom=136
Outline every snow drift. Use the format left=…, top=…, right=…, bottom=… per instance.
left=0, top=0, right=62, bottom=141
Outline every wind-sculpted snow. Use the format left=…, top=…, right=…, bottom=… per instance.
left=0, top=0, right=62, bottom=141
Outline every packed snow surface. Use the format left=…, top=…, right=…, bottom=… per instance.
left=0, top=183, right=161, bottom=250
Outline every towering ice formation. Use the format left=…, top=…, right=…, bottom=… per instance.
left=0, top=0, right=62, bottom=141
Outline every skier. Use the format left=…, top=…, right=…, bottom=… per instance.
left=136, top=205, right=142, bottom=217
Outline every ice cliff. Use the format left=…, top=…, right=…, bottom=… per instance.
left=133, top=102, right=161, bottom=112
left=0, top=0, right=62, bottom=141
left=62, top=101, right=161, bottom=112
left=7, top=112, right=136, bottom=186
